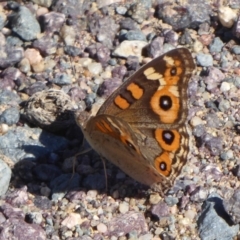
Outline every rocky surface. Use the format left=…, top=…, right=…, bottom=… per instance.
left=0, top=0, right=239, bottom=239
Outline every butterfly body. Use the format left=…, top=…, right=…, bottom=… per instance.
left=76, top=48, right=195, bottom=192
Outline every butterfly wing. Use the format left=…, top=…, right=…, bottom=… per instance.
left=98, top=48, right=195, bottom=128
left=77, top=48, right=194, bottom=191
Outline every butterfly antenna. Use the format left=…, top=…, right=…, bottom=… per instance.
left=101, top=156, right=108, bottom=192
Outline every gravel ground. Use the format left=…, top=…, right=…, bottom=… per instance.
left=0, top=0, right=240, bottom=239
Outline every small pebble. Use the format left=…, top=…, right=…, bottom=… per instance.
left=0, top=107, right=20, bottom=126
left=61, top=213, right=82, bottom=229
left=232, top=46, right=240, bottom=55
left=87, top=62, right=103, bottom=75
left=119, top=202, right=129, bottom=214
left=209, top=37, right=224, bottom=53
left=32, top=61, right=45, bottom=73
left=0, top=123, right=8, bottom=135
left=220, top=82, right=231, bottom=92
left=190, top=116, right=204, bottom=127
left=24, top=48, right=42, bottom=65
left=218, top=6, right=237, bottom=28
left=149, top=193, right=161, bottom=205
left=113, top=40, right=148, bottom=61
left=196, top=53, right=213, bottom=67
left=97, top=223, right=108, bottom=233
left=116, top=6, right=127, bottom=15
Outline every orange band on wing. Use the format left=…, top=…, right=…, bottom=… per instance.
left=114, top=95, right=130, bottom=109
left=127, top=83, right=143, bottom=100
left=95, top=121, right=113, bottom=134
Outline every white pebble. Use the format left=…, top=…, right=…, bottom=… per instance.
left=0, top=123, right=8, bottom=135
left=61, top=213, right=82, bottom=229
left=87, top=62, right=103, bottom=75
left=119, top=202, right=129, bottom=214
left=97, top=223, right=108, bottom=233
left=78, top=58, right=92, bottom=67
left=113, top=40, right=148, bottom=61
left=218, top=6, right=237, bottom=28
left=220, top=82, right=231, bottom=92
left=190, top=116, right=203, bottom=127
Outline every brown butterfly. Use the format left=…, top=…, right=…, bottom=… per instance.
left=76, top=48, right=195, bottom=193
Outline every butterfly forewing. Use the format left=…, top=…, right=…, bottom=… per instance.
left=98, top=48, right=195, bottom=128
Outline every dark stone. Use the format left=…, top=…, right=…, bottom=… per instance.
left=126, top=56, right=139, bottom=71
left=40, top=12, right=65, bottom=33
left=111, top=65, right=127, bottom=78
left=204, top=135, right=223, bottom=156
left=150, top=201, right=170, bottom=219
left=147, top=36, right=164, bottom=58
left=119, top=18, right=139, bottom=30
left=33, top=35, right=57, bottom=56
left=178, top=29, right=193, bottom=45
left=85, top=43, right=110, bottom=65
left=162, top=29, right=179, bottom=46
left=52, top=0, right=91, bottom=19
left=155, top=0, right=210, bottom=31
left=33, top=196, right=52, bottom=210
left=64, top=45, right=82, bottom=57
left=97, top=78, right=122, bottom=98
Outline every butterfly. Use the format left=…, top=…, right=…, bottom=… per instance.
left=76, top=48, right=195, bottom=193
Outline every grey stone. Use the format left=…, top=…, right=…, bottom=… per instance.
left=232, top=45, right=240, bottom=54
left=53, top=73, right=72, bottom=85
left=156, top=0, right=210, bottom=31
left=0, top=107, right=20, bottom=126
left=120, top=30, right=147, bottom=41
left=209, top=37, right=224, bottom=53
left=10, top=6, right=41, bottom=41
left=196, top=53, right=213, bottom=67
left=198, top=197, right=239, bottom=240
left=0, top=89, right=21, bottom=105
left=0, top=159, right=11, bottom=197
